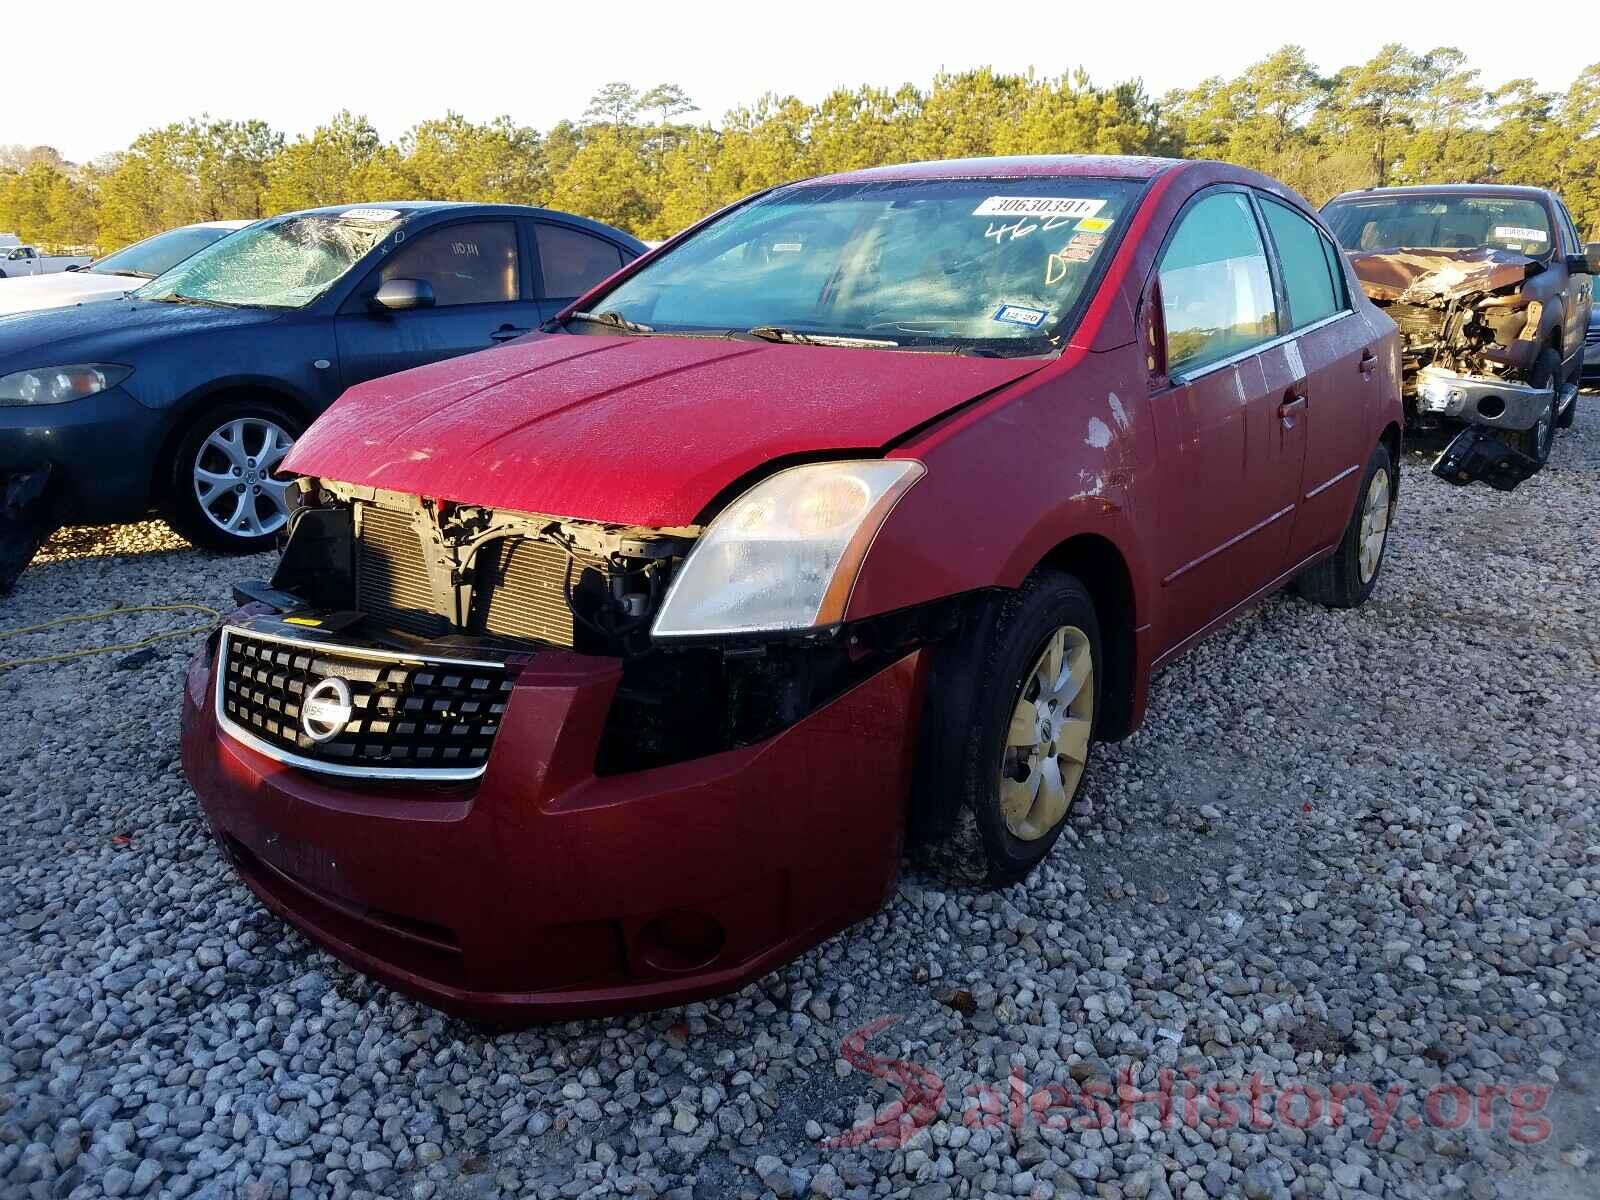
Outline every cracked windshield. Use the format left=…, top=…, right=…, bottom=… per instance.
left=592, top=178, right=1142, bottom=352
left=137, top=209, right=403, bottom=309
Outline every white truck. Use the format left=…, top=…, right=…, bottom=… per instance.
left=0, top=239, right=93, bottom=278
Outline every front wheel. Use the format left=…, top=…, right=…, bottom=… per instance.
left=164, top=400, right=301, bottom=553
left=1294, top=440, right=1396, bottom=609
left=1503, top=348, right=1561, bottom=462
left=914, top=570, right=1102, bottom=886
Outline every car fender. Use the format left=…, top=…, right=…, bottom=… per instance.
left=847, top=351, right=1156, bottom=628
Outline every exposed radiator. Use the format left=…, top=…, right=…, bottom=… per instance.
left=353, top=503, right=606, bottom=649
left=355, top=505, right=450, bottom=637
left=469, top=536, right=608, bottom=648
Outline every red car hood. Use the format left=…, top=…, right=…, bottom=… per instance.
left=285, top=333, right=1044, bottom=524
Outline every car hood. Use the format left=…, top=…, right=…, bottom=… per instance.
left=0, top=272, right=138, bottom=317
left=285, top=333, right=1046, bottom=525
left=0, top=298, right=282, bottom=372
left=1346, top=247, right=1539, bottom=304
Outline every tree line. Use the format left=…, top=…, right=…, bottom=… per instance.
left=3, top=44, right=1597, bottom=257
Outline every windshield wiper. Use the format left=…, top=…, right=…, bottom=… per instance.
left=744, top=326, right=900, bottom=349
left=565, top=310, right=654, bottom=334
left=152, top=293, right=248, bottom=309
left=94, top=269, right=154, bottom=279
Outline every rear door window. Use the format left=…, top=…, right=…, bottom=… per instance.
left=1259, top=197, right=1344, bottom=330
left=535, top=224, right=625, bottom=299
left=1158, top=192, right=1280, bottom=375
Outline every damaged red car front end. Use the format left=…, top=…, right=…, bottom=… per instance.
left=181, top=622, right=924, bottom=1021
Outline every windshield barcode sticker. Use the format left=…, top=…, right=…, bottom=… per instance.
left=974, top=197, right=1107, bottom=219
left=1493, top=226, right=1546, bottom=242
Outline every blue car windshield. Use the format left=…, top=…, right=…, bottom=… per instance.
left=138, top=210, right=403, bottom=309
left=586, top=177, right=1143, bottom=353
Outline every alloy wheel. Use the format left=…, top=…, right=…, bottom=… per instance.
left=999, top=624, right=1094, bottom=841
left=1358, top=468, right=1391, bottom=584
left=193, top=417, right=295, bottom=539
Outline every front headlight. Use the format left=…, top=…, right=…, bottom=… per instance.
left=651, top=459, right=925, bottom=638
left=0, top=364, right=132, bottom=406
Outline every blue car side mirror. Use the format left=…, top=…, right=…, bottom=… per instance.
left=371, top=278, right=436, bottom=312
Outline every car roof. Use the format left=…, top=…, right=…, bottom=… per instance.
left=283, top=201, right=646, bottom=250
left=804, top=154, right=1185, bottom=186
left=1324, top=183, right=1555, bottom=205
left=191, top=220, right=254, bottom=230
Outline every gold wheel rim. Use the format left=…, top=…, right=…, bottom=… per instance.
left=1000, top=625, right=1094, bottom=842
left=1358, top=469, right=1391, bottom=585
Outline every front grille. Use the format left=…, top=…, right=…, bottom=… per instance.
left=356, top=505, right=450, bottom=637
left=469, top=536, right=607, bottom=647
left=217, top=627, right=512, bottom=780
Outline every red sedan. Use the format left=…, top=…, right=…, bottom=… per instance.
left=181, top=156, right=1403, bottom=1021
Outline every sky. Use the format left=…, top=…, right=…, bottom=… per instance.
left=4, top=0, right=1592, bottom=164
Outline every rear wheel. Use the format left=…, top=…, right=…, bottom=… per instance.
left=1294, top=440, right=1395, bottom=609
left=1502, top=348, right=1560, bottom=462
left=164, top=400, right=301, bottom=553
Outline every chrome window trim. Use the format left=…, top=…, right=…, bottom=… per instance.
left=214, top=625, right=505, bottom=782
left=1170, top=309, right=1353, bottom=385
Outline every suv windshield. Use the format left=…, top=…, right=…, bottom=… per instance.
left=586, top=177, right=1144, bottom=354
left=138, top=210, right=404, bottom=309
left=1323, top=195, right=1553, bottom=259
left=90, top=225, right=243, bottom=280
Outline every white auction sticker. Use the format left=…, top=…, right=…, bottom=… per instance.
left=974, top=196, right=1107, bottom=219
left=1493, top=226, right=1547, bottom=243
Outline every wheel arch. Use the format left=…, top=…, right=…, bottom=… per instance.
left=149, top=379, right=314, bottom=504
left=1034, top=532, right=1139, bottom=742
left=1379, top=419, right=1402, bottom=498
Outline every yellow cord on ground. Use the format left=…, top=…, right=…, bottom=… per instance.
left=0, top=603, right=221, bottom=671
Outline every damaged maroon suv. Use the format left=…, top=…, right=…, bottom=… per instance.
left=182, top=157, right=1404, bottom=1021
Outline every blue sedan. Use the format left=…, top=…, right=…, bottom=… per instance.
left=0, top=202, right=644, bottom=588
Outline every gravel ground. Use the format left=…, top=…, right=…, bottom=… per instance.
left=2, top=402, right=1597, bottom=1200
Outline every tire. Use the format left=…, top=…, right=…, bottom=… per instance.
left=1294, top=440, right=1396, bottom=609
left=913, top=569, right=1102, bottom=887
left=163, top=399, right=302, bottom=554
left=1502, top=348, right=1560, bottom=461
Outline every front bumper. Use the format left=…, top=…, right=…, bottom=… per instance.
left=0, top=387, right=166, bottom=523
left=181, top=618, right=927, bottom=1023
left=1413, top=366, right=1552, bottom=432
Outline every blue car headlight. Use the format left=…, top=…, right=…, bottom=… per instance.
left=0, top=364, right=132, bottom=406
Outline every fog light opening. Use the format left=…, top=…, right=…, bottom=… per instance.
left=1477, top=395, right=1506, bottom=420
left=635, top=911, right=726, bottom=973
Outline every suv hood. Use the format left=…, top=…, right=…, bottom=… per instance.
left=285, top=332, right=1046, bottom=525
left=1346, top=247, right=1539, bottom=304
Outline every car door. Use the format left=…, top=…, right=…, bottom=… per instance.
left=1255, top=193, right=1380, bottom=564
left=1146, top=188, right=1306, bottom=652
left=1554, top=200, right=1592, bottom=381
left=334, top=218, right=543, bottom=389
left=531, top=221, right=630, bottom=321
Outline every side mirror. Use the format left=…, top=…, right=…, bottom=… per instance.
left=370, top=278, right=435, bottom=312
